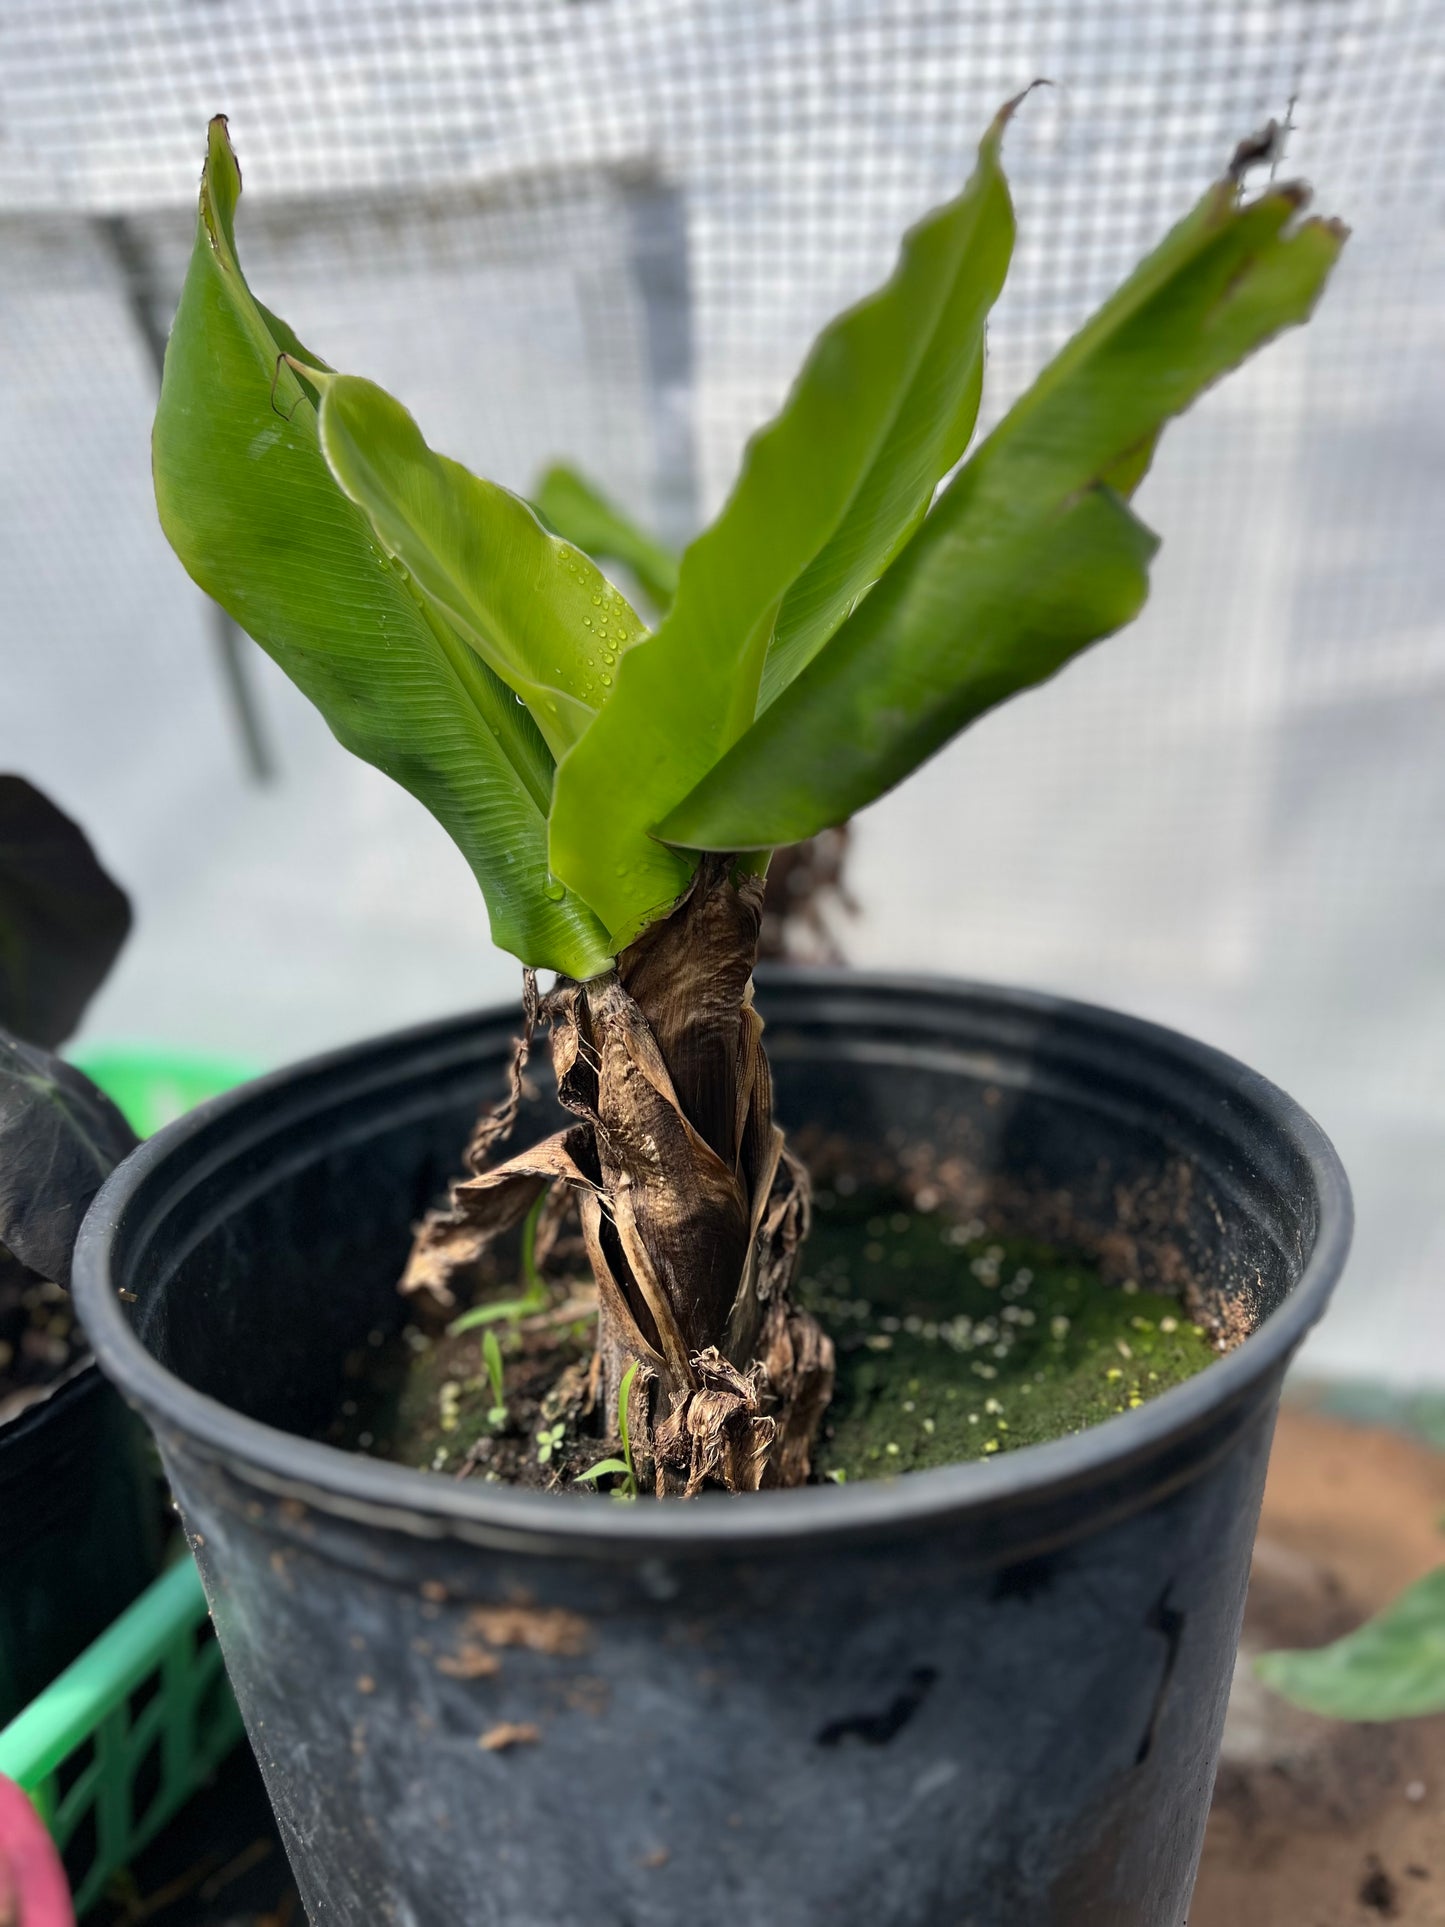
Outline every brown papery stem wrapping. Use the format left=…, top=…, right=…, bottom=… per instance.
left=401, top=856, right=833, bottom=1496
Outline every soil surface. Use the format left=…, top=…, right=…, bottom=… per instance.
left=325, top=1188, right=1217, bottom=1488
left=322, top=1223, right=603, bottom=1490
left=1191, top=1405, right=1445, bottom=1926
left=798, top=1188, right=1216, bottom=1476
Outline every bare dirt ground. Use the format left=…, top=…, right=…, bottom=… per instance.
left=1191, top=1406, right=1445, bottom=1926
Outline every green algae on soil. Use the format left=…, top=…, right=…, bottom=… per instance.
left=796, top=1188, right=1220, bottom=1482
left=325, top=1189, right=1221, bottom=1489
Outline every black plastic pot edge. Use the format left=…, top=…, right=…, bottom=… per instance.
left=72, top=969, right=1353, bottom=1559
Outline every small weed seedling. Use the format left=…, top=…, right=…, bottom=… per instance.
left=446, top=1193, right=550, bottom=1338
left=575, top=1361, right=641, bottom=1502
left=481, top=1329, right=508, bottom=1432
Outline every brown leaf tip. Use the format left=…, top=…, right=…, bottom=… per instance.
left=998, top=77, right=1055, bottom=130
left=1229, top=120, right=1283, bottom=182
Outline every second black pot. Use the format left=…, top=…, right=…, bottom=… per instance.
left=73, top=972, right=1350, bottom=1926
left=0, top=1363, right=161, bottom=1725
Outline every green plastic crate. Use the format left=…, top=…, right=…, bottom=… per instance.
left=69, top=1042, right=262, bottom=1141
left=0, top=1558, right=244, bottom=1916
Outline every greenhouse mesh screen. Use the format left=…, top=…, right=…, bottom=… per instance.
left=2, top=1, right=1443, bottom=1385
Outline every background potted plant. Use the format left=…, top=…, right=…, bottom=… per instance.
left=73, top=110, right=1351, bottom=1923
left=1259, top=1566, right=1445, bottom=1725
left=0, top=777, right=162, bottom=1727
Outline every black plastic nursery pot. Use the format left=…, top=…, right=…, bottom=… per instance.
left=72, top=971, right=1351, bottom=1927
left=0, top=1363, right=162, bottom=1724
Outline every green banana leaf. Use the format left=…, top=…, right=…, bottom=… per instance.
left=660, top=176, right=1345, bottom=853
left=153, top=118, right=612, bottom=979
left=1256, top=1566, right=1445, bottom=1722
left=668, top=490, right=1157, bottom=848
left=548, top=116, right=1017, bottom=949
left=533, top=465, right=680, bottom=614
left=759, top=119, right=1013, bottom=712
left=314, top=377, right=646, bottom=761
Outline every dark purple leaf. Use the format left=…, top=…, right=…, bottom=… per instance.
left=0, top=776, right=132, bottom=1048
left=0, top=1030, right=137, bottom=1288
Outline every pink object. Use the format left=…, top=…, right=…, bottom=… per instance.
left=0, top=1776, right=73, bottom=1927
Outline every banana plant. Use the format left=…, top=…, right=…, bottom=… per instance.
left=154, top=109, right=1344, bottom=1496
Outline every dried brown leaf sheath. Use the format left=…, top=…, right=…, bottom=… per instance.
left=401, top=857, right=833, bottom=1494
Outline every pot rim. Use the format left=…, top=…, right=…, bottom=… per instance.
left=72, top=970, right=1352, bottom=1556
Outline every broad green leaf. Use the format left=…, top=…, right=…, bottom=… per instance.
left=533, top=465, right=680, bottom=614
left=661, top=175, right=1345, bottom=851
left=1256, top=1567, right=1445, bottom=1722
left=314, top=380, right=647, bottom=760
left=759, top=127, right=1010, bottom=711
left=153, top=120, right=612, bottom=979
left=663, top=491, right=1157, bottom=847
left=946, top=178, right=1347, bottom=524
left=549, top=116, right=1018, bottom=948
left=759, top=345, right=984, bottom=711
